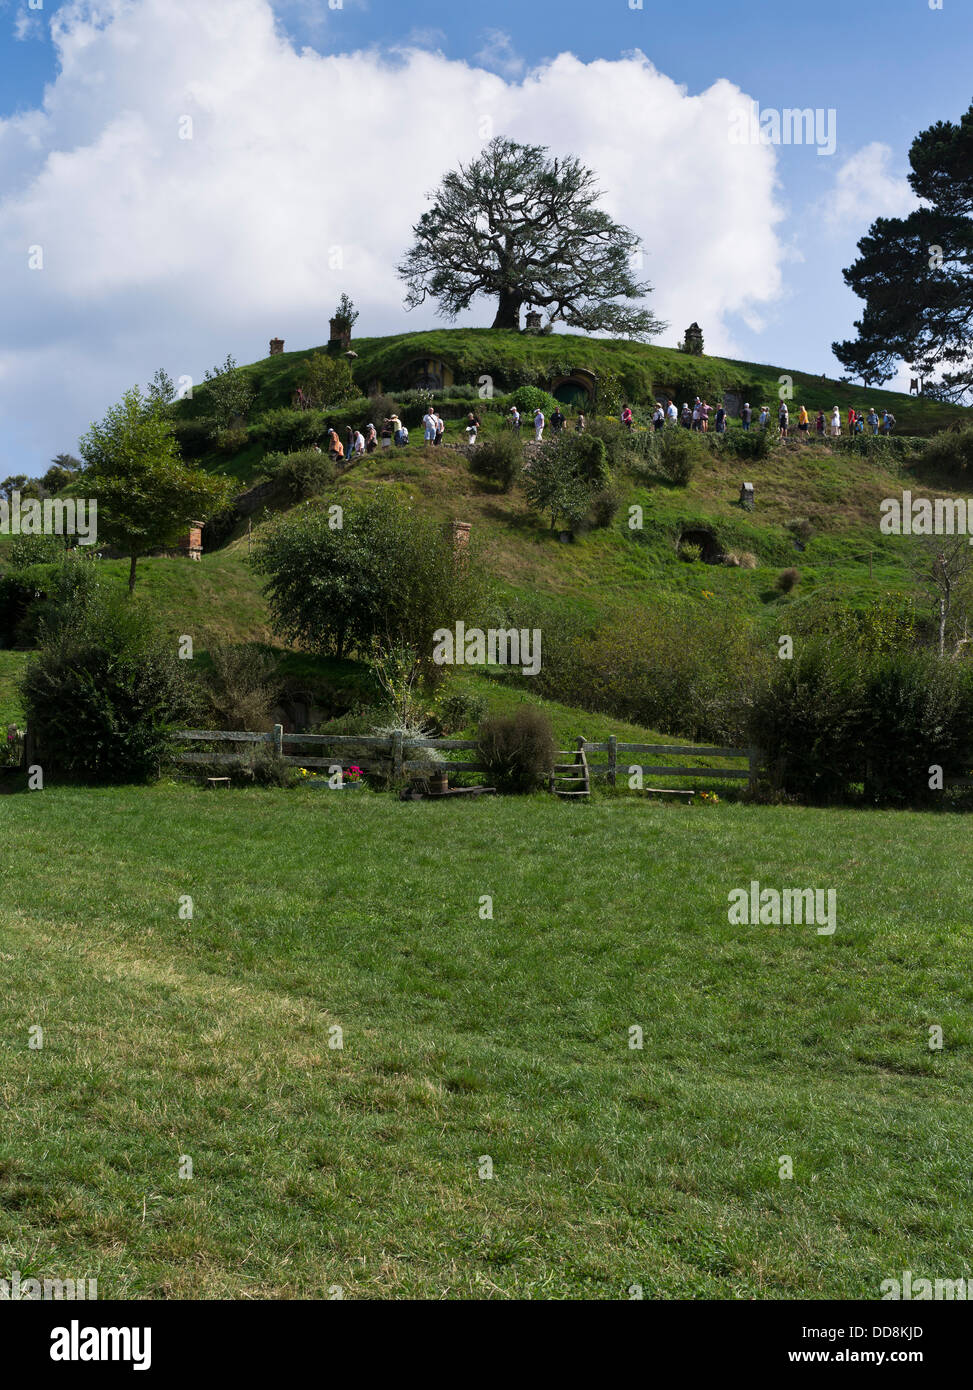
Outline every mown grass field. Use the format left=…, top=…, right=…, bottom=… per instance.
left=2, top=784, right=972, bottom=1299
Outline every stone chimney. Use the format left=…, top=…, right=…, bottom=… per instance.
left=269, top=337, right=284, bottom=356
left=450, top=521, right=471, bottom=551
left=179, top=521, right=204, bottom=561
left=328, top=317, right=351, bottom=354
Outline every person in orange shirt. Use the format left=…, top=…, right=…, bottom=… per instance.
left=798, top=404, right=809, bottom=440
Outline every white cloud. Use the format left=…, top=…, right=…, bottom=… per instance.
left=13, top=8, right=44, bottom=40
left=824, top=141, right=916, bottom=228
left=0, top=0, right=787, bottom=468
left=474, top=28, right=525, bottom=80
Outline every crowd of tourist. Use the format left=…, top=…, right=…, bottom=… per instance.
left=311, top=393, right=898, bottom=463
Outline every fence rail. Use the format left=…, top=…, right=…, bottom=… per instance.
left=173, top=727, right=757, bottom=787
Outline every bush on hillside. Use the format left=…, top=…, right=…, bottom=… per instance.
left=657, top=429, right=705, bottom=485
left=921, top=428, right=973, bottom=478
left=253, top=489, right=487, bottom=675
left=468, top=433, right=523, bottom=491
left=750, top=638, right=973, bottom=805
left=251, top=407, right=326, bottom=452
left=508, top=385, right=559, bottom=417
left=590, top=485, right=621, bottom=529
left=198, top=636, right=281, bottom=731
left=476, top=706, right=556, bottom=793
left=0, top=554, right=102, bottom=647
left=776, top=567, right=800, bottom=593
left=264, top=447, right=336, bottom=500
left=171, top=417, right=217, bottom=461
left=8, top=535, right=64, bottom=567
left=723, top=427, right=771, bottom=461
left=20, top=594, right=197, bottom=782
left=437, top=690, right=487, bottom=734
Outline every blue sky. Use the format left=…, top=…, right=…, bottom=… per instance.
left=0, top=0, right=970, bottom=468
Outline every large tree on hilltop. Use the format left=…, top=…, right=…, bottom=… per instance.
left=398, top=137, right=665, bottom=339
left=833, top=102, right=973, bottom=402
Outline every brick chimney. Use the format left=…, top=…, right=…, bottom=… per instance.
left=269, top=337, right=284, bottom=356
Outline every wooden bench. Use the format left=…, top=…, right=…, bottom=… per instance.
left=205, top=777, right=231, bottom=789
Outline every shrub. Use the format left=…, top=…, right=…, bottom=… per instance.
left=921, top=428, right=973, bottom=478
left=736, top=551, right=758, bottom=568
left=265, top=447, right=335, bottom=500
left=749, top=640, right=861, bottom=803
left=251, top=407, right=324, bottom=452
left=476, top=706, right=556, bottom=793
left=508, top=385, right=559, bottom=417
left=750, top=639, right=973, bottom=805
left=786, top=518, right=813, bottom=547
left=657, top=429, right=703, bottom=485
left=20, top=593, right=197, bottom=782
left=0, top=554, right=102, bottom=647
left=724, top=427, right=771, bottom=461
left=438, top=690, right=487, bottom=734
left=171, top=417, right=217, bottom=461
left=214, top=426, right=249, bottom=455
left=253, top=489, right=487, bottom=672
left=468, top=433, right=523, bottom=492
left=198, top=636, right=280, bottom=731
left=555, top=432, right=609, bottom=487
left=8, top=535, right=64, bottom=567
left=535, top=601, right=760, bottom=745
left=776, top=567, right=800, bottom=593
left=296, top=352, right=357, bottom=410
left=586, top=418, right=636, bottom=472
left=590, top=485, right=621, bottom=529
left=679, top=542, right=702, bottom=563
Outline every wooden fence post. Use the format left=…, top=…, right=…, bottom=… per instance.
left=392, top=730, right=404, bottom=781
left=273, top=723, right=283, bottom=758
left=607, top=734, right=617, bottom=789
left=747, top=745, right=760, bottom=791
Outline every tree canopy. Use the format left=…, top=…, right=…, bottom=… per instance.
left=833, top=102, right=973, bottom=402
left=398, top=137, right=665, bottom=339
left=79, top=387, right=232, bottom=591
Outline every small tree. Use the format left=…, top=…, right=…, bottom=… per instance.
left=79, top=387, right=232, bottom=591
left=43, top=454, right=82, bottom=494
left=523, top=437, right=601, bottom=530
left=332, top=293, right=359, bottom=334
left=910, top=535, right=973, bottom=657
left=296, top=351, right=357, bottom=409
left=253, top=489, right=487, bottom=673
left=202, top=354, right=254, bottom=428
left=146, top=368, right=176, bottom=414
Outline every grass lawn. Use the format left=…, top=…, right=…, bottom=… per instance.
left=2, top=783, right=972, bottom=1299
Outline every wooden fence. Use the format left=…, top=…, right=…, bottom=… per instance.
left=174, top=727, right=759, bottom=787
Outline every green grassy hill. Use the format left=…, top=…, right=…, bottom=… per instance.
left=184, top=328, right=971, bottom=441
left=2, top=330, right=971, bottom=731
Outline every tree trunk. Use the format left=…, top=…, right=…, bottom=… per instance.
left=128, top=554, right=138, bottom=594
left=492, top=291, right=524, bottom=331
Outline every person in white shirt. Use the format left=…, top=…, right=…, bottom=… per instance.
left=666, top=399, right=678, bottom=426
left=534, top=409, right=545, bottom=442
left=510, top=406, right=521, bottom=432
left=830, top=407, right=841, bottom=438
left=422, top=411, right=436, bottom=444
